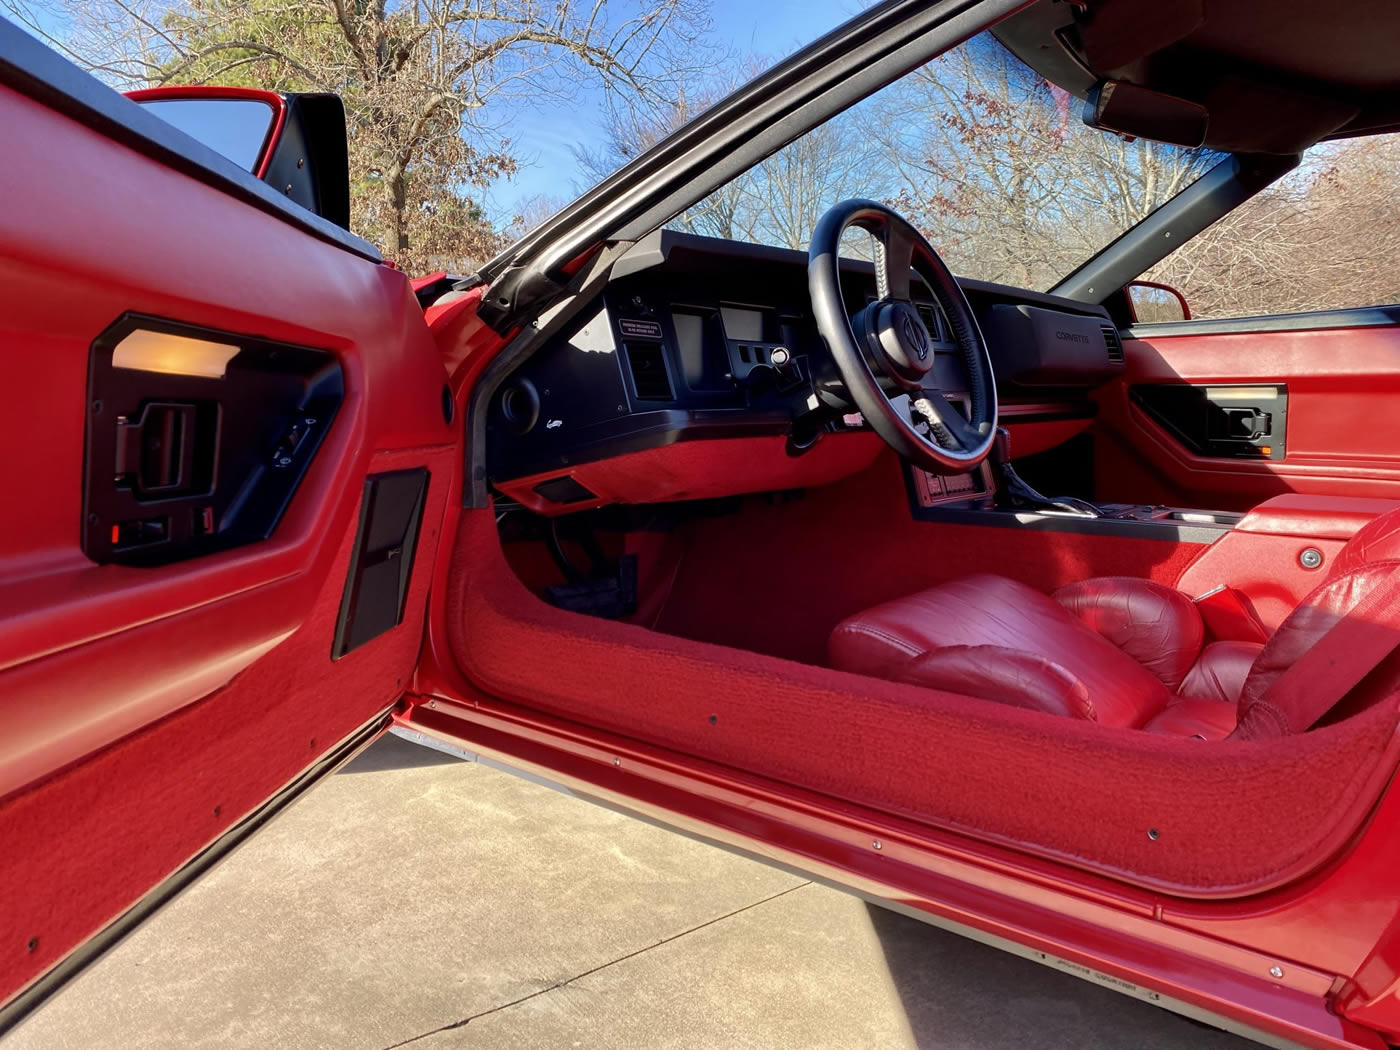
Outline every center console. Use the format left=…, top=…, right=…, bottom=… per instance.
left=906, top=464, right=1400, bottom=633
left=903, top=424, right=1245, bottom=543
left=904, top=460, right=1244, bottom=543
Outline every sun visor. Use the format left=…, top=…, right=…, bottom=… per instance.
left=1202, top=77, right=1359, bottom=155
left=1075, top=0, right=1204, bottom=72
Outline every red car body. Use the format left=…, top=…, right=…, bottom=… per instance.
left=4, top=2, right=1400, bottom=1048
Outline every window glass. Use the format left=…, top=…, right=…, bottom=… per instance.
left=139, top=97, right=276, bottom=172
left=1138, top=133, right=1400, bottom=320
left=665, top=33, right=1221, bottom=290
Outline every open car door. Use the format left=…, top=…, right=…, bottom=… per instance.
left=0, top=24, right=458, bottom=1031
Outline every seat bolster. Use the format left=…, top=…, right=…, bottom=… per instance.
left=1053, top=577, right=1204, bottom=691
left=1179, top=641, right=1263, bottom=704
left=1142, top=699, right=1238, bottom=741
left=1333, top=508, right=1400, bottom=576
left=829, top=574, right=1170, bottom=728
left=897, top=645, right=1096, bottom=721
left=827, top=618, right=927, bottom=681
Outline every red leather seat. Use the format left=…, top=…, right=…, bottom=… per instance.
left=830, top=508, right=1400, bottom=739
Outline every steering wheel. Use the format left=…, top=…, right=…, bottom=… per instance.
left=808, top=199, right=998, bottom=474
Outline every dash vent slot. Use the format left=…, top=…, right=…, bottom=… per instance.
left=1101, top=324, right=1124, bottom=363
left=916, top=302, right=942, bottom=341
left=623, top=342, right=674, bottom=400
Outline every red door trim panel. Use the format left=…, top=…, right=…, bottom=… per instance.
left=0, top=81, right=454, bottom=797
left=0, top=708, right=391, bottom=1040
left=0, top=73, right=459, bottom=1016
left=1095, top=328, right=1400, bottom=507
left=0, top=446, right=456, bottom=1012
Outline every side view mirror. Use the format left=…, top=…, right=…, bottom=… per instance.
left=1126, top=280, right=1192, bottom=324
left=126, top=87, right=351, bottom=231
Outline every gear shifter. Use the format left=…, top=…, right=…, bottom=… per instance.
left=989, top=427, right=1100, bottom=518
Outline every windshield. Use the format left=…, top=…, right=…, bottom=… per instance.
left=641, top=34, right=1222, bottom=290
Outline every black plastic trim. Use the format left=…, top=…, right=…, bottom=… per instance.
left=83, top=314, right=344, bottom=567
left=332, top=469, right=429, bottom=659
left=614, top=228, right=1113, bottom=320
left=0, top=708, right=392, bottom=1041
left=907, top=501, right=1230, bottom=545
left=1124, top=303, right=1400, bottom=339
left=533, top=476, right=598, bottom=504
left=0, top=18, right=379, bottom=261
left=260, top=93, right=352, bottom=231
left=1131, top=383, right=1287, bottom=461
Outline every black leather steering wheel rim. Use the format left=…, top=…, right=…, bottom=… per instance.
left=808, top=199, right=998, bottom=474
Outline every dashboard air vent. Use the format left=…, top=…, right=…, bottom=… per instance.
left=916, top=302, right=941, bottom=341
left=623, top=343, right=674, bottom=400
left=1101, top=324, right=1124, bottom=363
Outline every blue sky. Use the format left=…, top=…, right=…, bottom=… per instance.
left=482, top=0, right=859, bottom=219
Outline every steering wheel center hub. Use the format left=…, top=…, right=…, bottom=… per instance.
left=868, top=300, right=936, bottom=383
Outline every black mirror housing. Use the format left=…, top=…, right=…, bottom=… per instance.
left=260, top=93, right=351, bottom=231
left=1083, top=80, right=1208, bottom=148
left=129, top=88, right=351, bottom=231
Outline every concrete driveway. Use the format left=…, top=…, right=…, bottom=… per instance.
left=6, top=733, right=1253, bottom=1049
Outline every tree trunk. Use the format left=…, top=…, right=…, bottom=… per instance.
left=389, top=166, right=409, bottom=254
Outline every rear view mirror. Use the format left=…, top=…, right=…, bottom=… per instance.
left=1083, top=81, right=1208, bottom=148
left=1126, top=280, right=1192, bottom=324
left=128, top=88, right=351, bottom=231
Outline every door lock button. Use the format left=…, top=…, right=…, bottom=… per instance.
left=271, top=416, right=317, bottom=467
left=112, top=516, right=169, bottom=547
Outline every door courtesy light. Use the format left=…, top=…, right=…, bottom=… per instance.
left=1206, top=386, right=1277, bottom=402
left=111, top=330, right=240, bottom=379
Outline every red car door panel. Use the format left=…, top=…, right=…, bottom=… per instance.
left=1094, top=323, right=1400, bottom=510
left=0, top=80, right=456, bottom=1016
